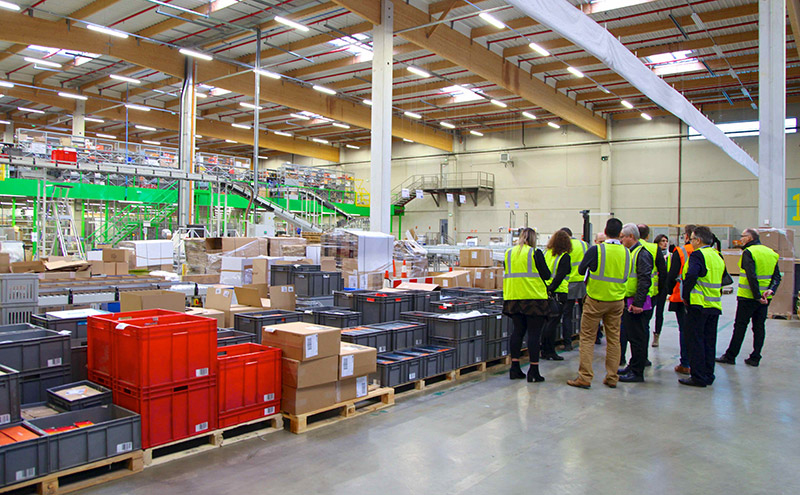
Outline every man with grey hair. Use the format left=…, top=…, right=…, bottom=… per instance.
left=618, top=222, right=653, bottom=383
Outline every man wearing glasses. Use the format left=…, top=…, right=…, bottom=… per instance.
left=716, top=229, right=781, bottom=367
left=679, top=226, right=728, bottom=387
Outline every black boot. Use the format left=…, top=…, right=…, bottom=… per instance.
left=527, top=364, right=545, bottom=383
left=509, top=361, right=525, bottom=379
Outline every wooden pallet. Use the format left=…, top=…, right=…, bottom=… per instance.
left=394, top=356, right=512, bottom=396
left=283, top=385, right=395, bottom=434
left=0, top=451, right=143, bottom=495
left=143, top=413, right=283, bottom=467
left=768, top=313, right=797, bottom=320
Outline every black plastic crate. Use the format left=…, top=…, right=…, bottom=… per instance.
left=298, top=306, right=348, bottom=324
left=395, top=349, right=439, bottom=379
left=412, top=345, right=456, bottom=374
left=30, top=309, right=109, bottom=348
left=234, top=309, right=303, bottom=335
left=317, top=310, right=362, bottom=328
left=428, top=336, right=485, bottom=369
left=333, top=290, right=372, bottom=310
left=270, top=264, right=322, bottom=286
left=430, top=313, right=486, bottom=340
left=375, top=352, right=421, bottom=386
left=46, top=381, right=112, bottom=411
left=293, top=272, right=343, bottom=297
left=19, top=366, right=71, bottom=406
left=464, top=296, right=504, bottom=310
left=403, top=290, right=441, bottom=312
left=484, top=311, right=511, bottom=341
left=367, top=321, right=426, bottom=350
left=341, top=327, right=390, bottom=353
left=0, top=421, right=49, bottom=487
left=217, top=329, right=258, bottom=347
left=29, top=404, right=141, bottom=472
left=440, top=288, right=470, bottom=297
left=0, top=364, right=20, bottom=426
left=460, top=288, right=503, bottom=298
left=0, top=324, right=71, bottom=373
left=357, top=293, right=407, bottom=324
left=431, top=298, right=481, bottom=314
left=295, top=296, right=335, bottom=309
left=399, top=311, right=439, bottom=340
left=485, top=339, right=509, bottom=361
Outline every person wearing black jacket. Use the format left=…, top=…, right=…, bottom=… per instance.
left=541, top=230, right=572, bottom=361
left=717, top=229, right=781, bottom=367
left=666, top=225, right=696, bottom=375
left=618, top=223, right=653, bottom=383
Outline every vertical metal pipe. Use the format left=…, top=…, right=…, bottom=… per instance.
left=253, top=28, right=262, bottom=225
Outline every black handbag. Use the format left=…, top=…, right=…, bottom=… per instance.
left=547, top=292, right=561, bottom=317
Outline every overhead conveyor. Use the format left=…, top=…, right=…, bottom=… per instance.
left=223, top=182, right=323, bottom=233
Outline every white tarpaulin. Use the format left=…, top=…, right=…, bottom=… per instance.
left=506, top=0, right=759, bottom=176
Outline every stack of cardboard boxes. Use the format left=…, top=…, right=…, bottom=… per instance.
left=756, top=228, right=796, bottom=317
left=261, top=322, right=376, bottom=415
left=118, top=240, right=173, bottom=270
left=457, top=248, right=502, bottom=289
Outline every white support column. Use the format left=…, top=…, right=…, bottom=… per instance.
left=178, top=59, right=197, bottom=227
left=72, top=100, right=85, bottom=145
left=599, top=119, right=612, bottom=215
left=2, top=122, right=13, bottom=143
left=370, top=0, right=393, bottom=234
left=758, top=0, right=786, bottom=228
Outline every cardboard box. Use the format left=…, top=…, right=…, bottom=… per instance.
left=281, top=381, right=337, bottom=415
left=11, top=260, right=46, bottom=273
left=432, top=270, right=471, bottom=288
left=335, top=376, right=369, bottom=402
left=494, top=267, right=504, bottom=289
left=757, top=228, right=795, bottom=258
left=120, top=290, right=185, bottom=312
left=339, top=343, right=377, bottom=379
left=466, top=267, right=495, bottom=289
left=182, top=273, right=220, bottom=284
left=261, top=322, right=341, bottom=362
left=114, top=262, right=129, bottom=275
left=234, top=285, right=269, bottom=309
left=185, top=307, right=225, bottom=328
left=252, top=257, right=284, bottom=285
left=396, top=282, right=439, bottom=291
left=224, top=305, right=261, bottom=328
left=268, top=285, right=296, bottom=310
left=204, top=286, right=260, bottom=326
left=460, top=248, right=493, bottom=267
left=721, top=250, right=741, bottom=276
left=0, top=253, right=10, bottom=274
left=220, top=257, right=254, bottom=286
left=268, top=237, right=307, bottom=257
left=768, top=258, right=796, bottom=316
left=320, top=257, right=337, bottom=272
left=102, top=248, right=130, bottom=263
left=281, top=355, right=339, bottom=388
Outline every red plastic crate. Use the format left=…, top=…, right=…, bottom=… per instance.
left=113, top=377, right=217, bottom=449
left=88, top=369, right=113, bottom=389
left=218, top=400, right=280, bottom=429
left=51, top=149, right=77, bottom=162
left=112, top=313, right=217, bottom=389
left=217, top=344, right=281, bottom=424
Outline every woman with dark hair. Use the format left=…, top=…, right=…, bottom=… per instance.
left=541, top=230, right=572, bottom=361
left=651, top=234, right=670, bottom=347
left=504, top=227, right=551, bottom=382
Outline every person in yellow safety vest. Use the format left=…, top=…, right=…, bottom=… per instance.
left=716, top=228, right=781, bottom=367
left=666, top=225, right=697, bottom=375
left=678, top=226, right=728, bottom=388
left=557, top=227, right=588, bottom=351
left=503, top=227, right=551, bottom=383
left=617, top=223, right=653, bottom=383
left=567, top=218, right=631, bottom=389
left=541, top=230, right=573, bottom=361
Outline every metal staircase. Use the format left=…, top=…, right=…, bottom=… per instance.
left=224, top=182, right=323, bottom=233
left=86, top=189, right=177, bottom=247
left=43, top=184, right=86, bottom=259
left=391, top=172, right=496, bottom=210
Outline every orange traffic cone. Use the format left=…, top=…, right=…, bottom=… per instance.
left=401, top=260, right=408, bottom=278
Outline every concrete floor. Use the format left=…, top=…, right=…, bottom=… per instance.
left=80, top=292, right=800, bottom=495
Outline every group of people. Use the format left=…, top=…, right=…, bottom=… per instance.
left=503, top=219, right=781, bottom=389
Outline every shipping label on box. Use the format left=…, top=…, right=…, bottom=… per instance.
left=339, top=342, right=377, bottom=379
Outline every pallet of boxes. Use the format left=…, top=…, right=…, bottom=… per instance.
left=755, top=228, right=797, bottom=319
left=458, top=247, right=503, bottom=290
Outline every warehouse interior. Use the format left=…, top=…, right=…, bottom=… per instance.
left=0, top=0, right=798, bottom=493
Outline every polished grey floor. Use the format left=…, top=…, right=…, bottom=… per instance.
left=80, top=293, right=800, bottom=495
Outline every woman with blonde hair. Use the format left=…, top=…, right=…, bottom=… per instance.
left=503, top=227, right=552, bottom=382
left=541, top=230, right=573, bottom=360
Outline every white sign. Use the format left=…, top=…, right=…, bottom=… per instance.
left=416, top=189, right=424, bottom=199
left=505, top=201, right=511, bottom=208
left=514, top=202, right=519, bottom=209
left=401, top=188, right=410, bottom=198
left=446, top=193, right=454, bottom=203
left=459, top=194, right=466, bottom=204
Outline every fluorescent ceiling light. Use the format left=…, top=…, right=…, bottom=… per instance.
left=620, top=100, right=633, bottom=109
left=312, top=85, right=336, bottom=95
left=231, top=123, right=251, bottom=129
left=109, top=74, right=140, bottom=84
left=58, top=92, right=87, bottom=100
left=640, top=112, right=652, bottom=121
left=567, top=66, right=584, bottom=78
left=142, top=140, right=160, bottom=145
left=443, top=85, right=482, bottom=103
left=598, top=85, right=611, bottom=94
left=196, top=134, right=203, bottom=138
left=17, top=107, right=44, bottom=114
left=24, top=57, right=61, bottom=68
left=255, top=69, right=281, bottom=79
left=84, top=117, right=104, bottom=123
left=332, top=122, right=350, bottom=129
left=404, top=111, right=422, bottom=119
left=470, top=130, right=484, bottom=137
left=239, top=102, right=262, bottom=110
left=528, top=42, right=550, bottom=57
left=289, top=113, right=310, bottom=120
left=86, top=24, right=129, bottom=39
left=363, top=99, right=373, bottom=106
left=225, top=139, right=237, bottom=143
left=125, top=103, right=151, bottom=111
left=196, top=93, right=208, bottom=98
left=135, top=124, right=157, bottom=131
left=274, top=131, right=293, bottom=137
left=407, top=66, right=431, bottom=78
left=179, top=48, right=213, bottom=61
left=547, top=121, right=560, bottom=129
left=0, top=120, right=11, bottom=125
left=479, top=12, right=505, bottom=29
left=521, top=111, right=537, bottom=120
left=312, top=138, right=329, bottom=144
left=440, top=121, right=455, bottom=129
left=96, top=133, right=116, bottom=139
left=581, top=0, right=657, bottom=14
left=209, top=87, right=230, bottom=97
left=490, top=99, right=507, bottom=108
left=741, top=87, right=751, bottom=98
left=274, top=16, right=310, bottom=32
left=0, top=1, right=21, bottom=12
left=403, top=138, right=414, bottom=143
left=345, top=144, right=360, bottom=149
left=688, top=118, right=797, bottom=140
left=0, top=81, right=13, bottom=88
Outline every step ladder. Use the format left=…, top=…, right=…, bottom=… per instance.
left=45, top=184, right=86, bottom=260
